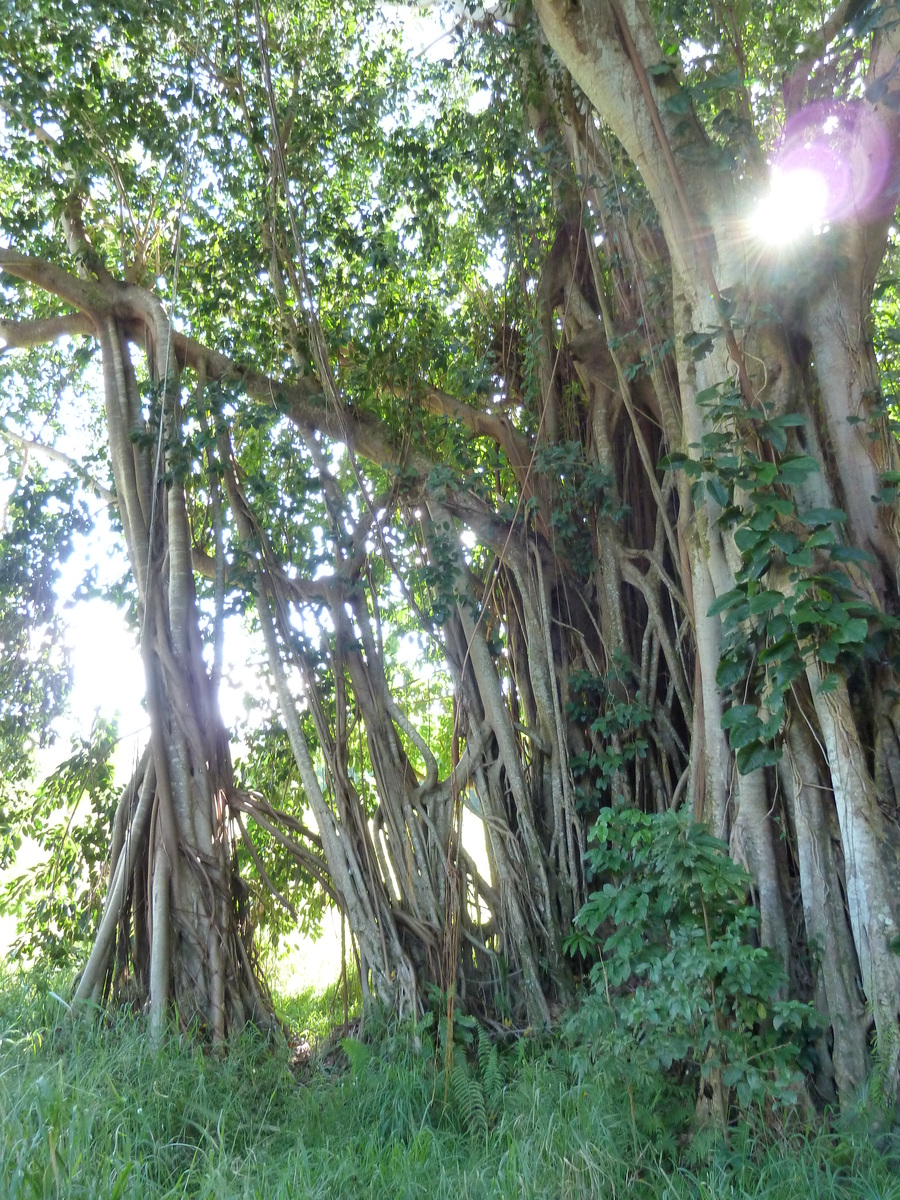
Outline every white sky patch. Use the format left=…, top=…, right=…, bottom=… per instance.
left=461, top=805, right=492, bottom=916
left=47, top=505, right=284, bottom=779
left=681, top=39, right=713, bottom=68
left=395, top=632, right=424, bottom=667
left=459, top=528, right=477, bottom=556
left=467, top=88, right=491, bottom=116
left=61, top=599, right=147, bottom=775
left=53, top=596, right=288, bottom=778
left=275, top=904, right=345, bottom=994
left=482, top=242, right=506, bottom=288
left=385, top=1, right=456, bottom=62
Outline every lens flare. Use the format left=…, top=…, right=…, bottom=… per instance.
left=749, top=166, right=830, bottom=244
left=748, top=101, right=891, bottom=246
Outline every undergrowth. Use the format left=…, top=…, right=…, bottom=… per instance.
left=0, top=970, right=898, bottom=1199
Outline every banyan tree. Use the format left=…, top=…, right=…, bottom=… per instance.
left=2, top=0, right=900, bottom=1101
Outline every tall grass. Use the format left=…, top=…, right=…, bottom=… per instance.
left=0, top=971, right=897, bottom=1199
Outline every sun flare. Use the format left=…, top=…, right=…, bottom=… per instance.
left=748, top=166, right=830, bottom=245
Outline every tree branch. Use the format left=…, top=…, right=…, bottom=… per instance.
left=0, top=250, right=108, bottom=314
left=784, top=0, right=872, bottom=115
left=0, top=313, right=95, bottom=348
left=0, top=100, right=59, bottom=147
left=0, top=249, right=532, bottom=519
left=0, top=422, right=115, bottom=503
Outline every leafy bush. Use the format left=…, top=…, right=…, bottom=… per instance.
left=0, top=721, right=120, bottom=968
left=566, top=806, right=819, bottom=1112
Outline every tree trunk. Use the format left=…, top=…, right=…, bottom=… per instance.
left=532, top=0, right=900, bottom=1098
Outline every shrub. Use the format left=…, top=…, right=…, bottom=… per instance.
left=565, top=806, right=819, bottom=1113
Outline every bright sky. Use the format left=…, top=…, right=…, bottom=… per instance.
left=50, top=509, right=274, bottom=779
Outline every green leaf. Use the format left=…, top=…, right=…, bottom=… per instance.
left=834, top=617, right=867, bottom=644
left=716, top=657, right=748, bottom=688
left=829, top=545, right=875, bottom=564
left=706, top=477, right=729, bottom=507
left=767, top=413, right=808, bottom=429
left=818, top=639, right=840, bottom=663
left=748, top=590, right=782, bottom=615
left=729, top=720, right=765, bottom=750
left=720, top=704, right=758, bottom=730
left=658, top=451, right=688, bottom=470
left=663, top=89, right=693, bottom=114
left=758, top=633, right=794, bottom=664
left=703, top=67, right=741, bottom=91
left=748, top=493, right=794, bottom=516
left=801, top=507, right=846, bottom=527
left=777, top=456, right=819, bottom=486
left=734, top=526, right=764, bottom=554
left=736, top=743, right=782, bottom=774
left=750, top=462, right=778, bottom=487
left=684, top=330, right=715, bottom=358
left=695, top=384, right=724, bottom=404
left=708, top=588, right=745, bottom=616
left=769, top=530, right=799, bottom=555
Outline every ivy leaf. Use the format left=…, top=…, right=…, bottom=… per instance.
left=703, top=67, right=741, bottom=91
left=818, top=639, right=840, bottom=663
left=758, top=633, right=794, bottom=664
left=748, top=590, right=782, bottom=615
left=736, top=743, right=782, bottom=774
left=658, top=451, right=689, bottom=470
left=769, top=530, right=799, bottom=555
left=720, top=704, right=758, bottom=729
left=708, top=588, right=745, bottom=616
left=801, top=507, right=846, bottom=527
left=706, top=477, right=729, bottom=507
left=750, top=462, right=778, bottom=487
left=834, top=618, right=867, bottom=644
left=734, top=526, right=764, bottom=554
left=716, top=657, right=748, bottom=687
left=684, top=330, right=715, bottom=358
left=829, top=545, right=875, bottom=564
left=663, top=89, right=693, bottom=114
left=729, top=720, right=765, bottom=750
left=777, top=456, right=819, bottom=486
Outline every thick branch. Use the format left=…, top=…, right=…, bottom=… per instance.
left=420, top=385, right=534, bottom=471
left=0, top=312, right=95, bottom=348
left=784, top=0, right=873, bottom=114
left=0, top=250, right=108, bottom=315
left=533, top=0, right=718, bottom=273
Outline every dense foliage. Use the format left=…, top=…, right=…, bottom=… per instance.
left=2, top=0, right=900, bottom=1126
left=567, top=809, right=818, bottom=1113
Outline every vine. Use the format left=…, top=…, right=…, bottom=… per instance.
left=662, top=379, right=899, bottom=773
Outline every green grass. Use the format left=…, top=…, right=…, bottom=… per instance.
left=0, top=972, right=897, bottom=1199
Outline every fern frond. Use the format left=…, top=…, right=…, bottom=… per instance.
left=452, top=1056, right=488, bottom=1140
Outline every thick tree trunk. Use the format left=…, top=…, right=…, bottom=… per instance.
left=70, top=307, right=273, bottom=1038
left=531, top=0, right=900, bottom=1100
